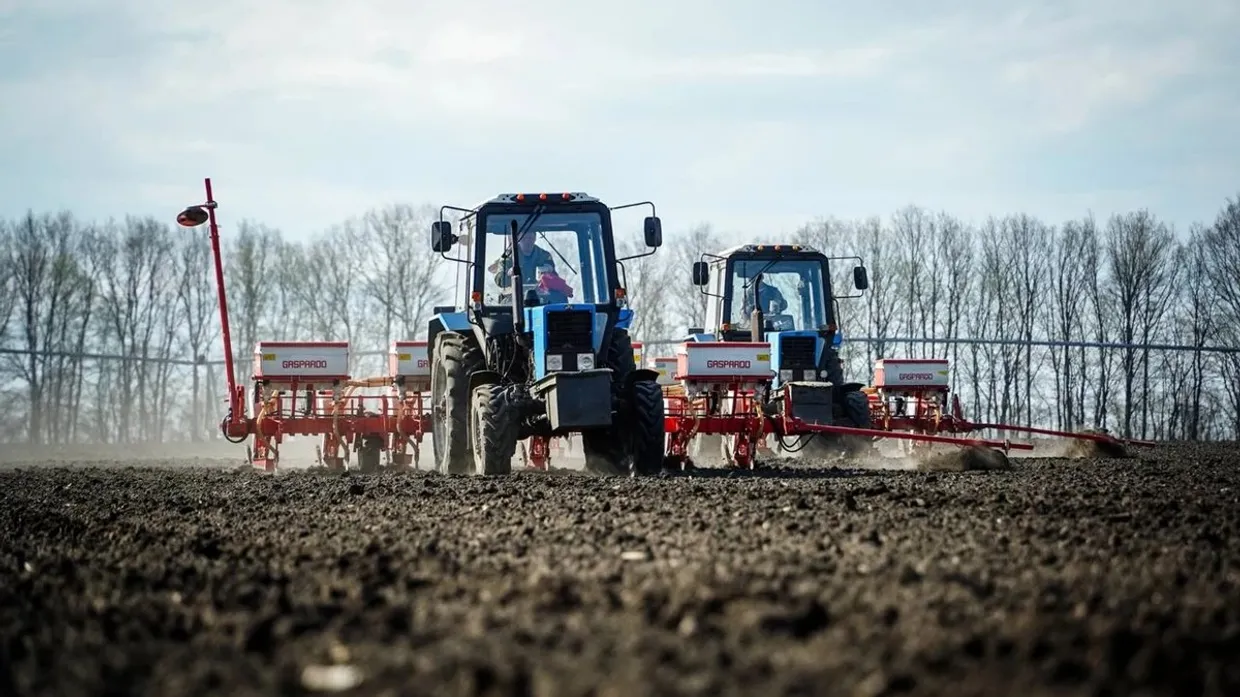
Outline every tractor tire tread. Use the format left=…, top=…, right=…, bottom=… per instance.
left=581, top=330, right=635, bottom=474
left=471, top=384, right=518, bottom=475
left=432, top=332, right=484, bottom=474
left=629, top=380, right=666, bottom=476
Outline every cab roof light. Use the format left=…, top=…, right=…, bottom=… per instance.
left=511, top=192, right=573, bottom=203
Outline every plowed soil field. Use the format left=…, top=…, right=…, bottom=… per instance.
left=2, top=441, right=1238, bottom=696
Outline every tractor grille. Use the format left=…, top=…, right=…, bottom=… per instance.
left=780, top=336, right=818, bottom=371
left=546, top=310, right=593, bottom=370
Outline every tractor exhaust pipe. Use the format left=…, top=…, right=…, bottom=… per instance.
left=510, top=220, right=525, bottom=335
left=750, top=272, right=764, bottom=343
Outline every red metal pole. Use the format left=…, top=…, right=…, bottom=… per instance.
left=204, top=178, right=238, bottom=402
left=968, top=422, right=1157, bottom=447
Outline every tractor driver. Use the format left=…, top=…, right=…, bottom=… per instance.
left=740, top=277, right=789, bottom=318
left=490, top=231, right=555, bottom=289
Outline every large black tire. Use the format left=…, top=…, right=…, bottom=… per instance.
left=580, top=329, right=637, bottom=475
left=835, top=389, right=874, bottom=458
left=629, top=380, right=666, bottom=475
left=430, top=332, right=484, bottom=474
left=791, top=389, right=873, bottom=460
left=841, top=389, right=871, bottom=428
left=470, top=384, right=518, bottom=475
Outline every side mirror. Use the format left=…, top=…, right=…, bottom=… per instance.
left=691, top=261, right=709, bottom=286
left=643, top=216, right=663, bottom=248
left=176, top=206, right=209, bottom=228
left=431, top=220, right=457, bottom=252
left=853, top=265, right=869, bottom=291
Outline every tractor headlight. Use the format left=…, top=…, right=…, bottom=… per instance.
left=546, top=354, right=563, bottom=371
left=803, top=370, right=816, bottom=381
left=779, top=369, right=793, bottom=382
left=577, top=353, right=594, bottom=370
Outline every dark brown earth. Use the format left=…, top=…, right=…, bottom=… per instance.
left=2, top=442, right=1239, bottom=697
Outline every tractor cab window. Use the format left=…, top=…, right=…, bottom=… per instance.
left=727, top=258, right=828, bottom=332
left=480, top=211, right=608, bottom=306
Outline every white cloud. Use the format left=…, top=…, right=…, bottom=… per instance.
left=651, top=47, right=894, bottom=80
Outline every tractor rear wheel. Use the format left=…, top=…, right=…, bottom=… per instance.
left=581, top=329, right=638, bottom=475
left=470, top=384, right=518, bottom=475
left=816, top=389, right=873, bottom=458
left=793, top=389, right=873, bottom=461
left=629, top=380, right=666, bottom=475
left=836, top=389, right=874, bottom=457
left=431, top=332, right=483, bottom=474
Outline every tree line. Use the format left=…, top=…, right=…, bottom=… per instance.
left=2, top=193, right=1238, bottom=445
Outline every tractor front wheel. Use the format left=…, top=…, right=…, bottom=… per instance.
left=470, top=384, right=518, bottom=475
left=431, top=332, right=483, bottom=474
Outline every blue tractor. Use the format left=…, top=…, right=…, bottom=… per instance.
left=427, top=192, right=666, bottom=475
left=688, top=244, right=873, bottom=459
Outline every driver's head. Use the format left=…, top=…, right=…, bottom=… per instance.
left=517, top=233, right=536, bottom=255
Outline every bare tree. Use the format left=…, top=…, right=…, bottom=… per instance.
left=1168, top=230, right=1213, bottom=439
left=936, top=213, right=973, bottom=385
left=93, top=217, right=178, bottom=442
left=890, top=206, right=933, bottom=356
left=1202, top=194, right=1240, bottom=436
left=0, top=220, right=14, bottom=345
left=345, top=204, right=446, bottom=344
left=175, top=229, right=221, bottom=441
left=617, top=237, right=674, bottom=346
left=1079, top=216, right=1115, bottom=429
left=7, top=212, right=91, bottom=444
left=792, top=217, right=865, bottom=322
left=1001, top=214, right=1051, bottom=426
left=1045, top=220, right=1091, bottom=429
left=313, top=227, right=373, bottom=374
left=669, top=223, right=721, bottom=332
left=1105, top=210, right=1175, bottom=438
left=225, top=221, right=281, bottom=380
left=854, top=216, right=898, bottom=364
left=288, top=240, right=339, bottom=341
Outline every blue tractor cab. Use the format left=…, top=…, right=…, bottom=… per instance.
left=427, top=192, right=665, bottom=475
left=688, top=244, right=872, bottom=454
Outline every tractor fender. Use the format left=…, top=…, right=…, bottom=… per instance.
left=469, top=370, right=503, bottom=392
left=624, top=368, right=661, bottom=389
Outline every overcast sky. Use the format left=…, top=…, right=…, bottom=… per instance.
left=2, top=0, right=1238, bottom=243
